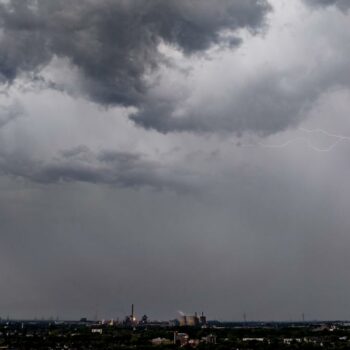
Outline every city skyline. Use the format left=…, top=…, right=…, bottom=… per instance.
left=0, top=305, right=347, bottom=324
left=0, top=0, right=350, bottom=321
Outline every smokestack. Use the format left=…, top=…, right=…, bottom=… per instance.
left=131, top=304, right=134, bottom=318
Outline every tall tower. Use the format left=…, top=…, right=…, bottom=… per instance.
left=200, top=312, right=207, bottom=325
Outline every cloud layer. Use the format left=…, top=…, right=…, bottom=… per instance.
left=1, top=0, right=350, bottom=321
left=0, top=145, right=194, bottom=192
left=304, top=0, right=350, bottom=11
left=0, top=0, right=271, bottom=107
left=1, top=0, right=348, bottom=137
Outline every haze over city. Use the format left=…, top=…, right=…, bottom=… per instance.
left=0, top=0, right=350, bottom=322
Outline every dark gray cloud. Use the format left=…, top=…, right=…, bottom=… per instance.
left=0, top=0, right=271, bottom=107
left=132, top=57, right=350, bottom=135
left=1, top=0, right=350, bottom=322
left=0, top=146, right=194, bottom=192
left=1, top=0, right=349, bottom=137
left=130, top=0, right=350, bottom=135
left=131, top=74, right=309, bottom=135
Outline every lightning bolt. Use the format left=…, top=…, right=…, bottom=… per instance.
left=299, top=127, right=347, bottom=152
left=242, top=127, right=350, bottom=152
left=299, top=127, right=350, bottom=141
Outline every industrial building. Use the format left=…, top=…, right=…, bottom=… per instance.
left=178, top=312, right=207, bottom=327
left=124, top=304, right=137, bottom=327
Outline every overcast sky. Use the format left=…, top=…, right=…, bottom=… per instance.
left=0, top=0, right=350, bottom=321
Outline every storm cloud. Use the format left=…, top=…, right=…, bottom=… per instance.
left=1, top=0, right=350, bottom=321
left=0, top=145, right=194, bottom=191
left=0, top=0, right=271, bottom=107
left=1, top=0, right=348, bottom=136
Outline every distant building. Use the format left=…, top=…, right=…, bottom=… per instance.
left=124, top=304, right=137, bottom=327
left=140, top=314, right=148, bottom=325
left=174, top=332, right=189, bottom=346
left=243, top=337, right=265, bottom=342
left=179, top=316, right=187, bottom=327
left=186, top=315, right=199, bottom=327
left=283, top=338, right=302, bottom=345
left=151, top=337, right=172, bottom=345
left=199, top=312, right=207, bottom=326
left=178, top=312, right=206, bottom=327
left=202, top=334, right=216, bottom=344
left=169, top=319, right=180, bottom=327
